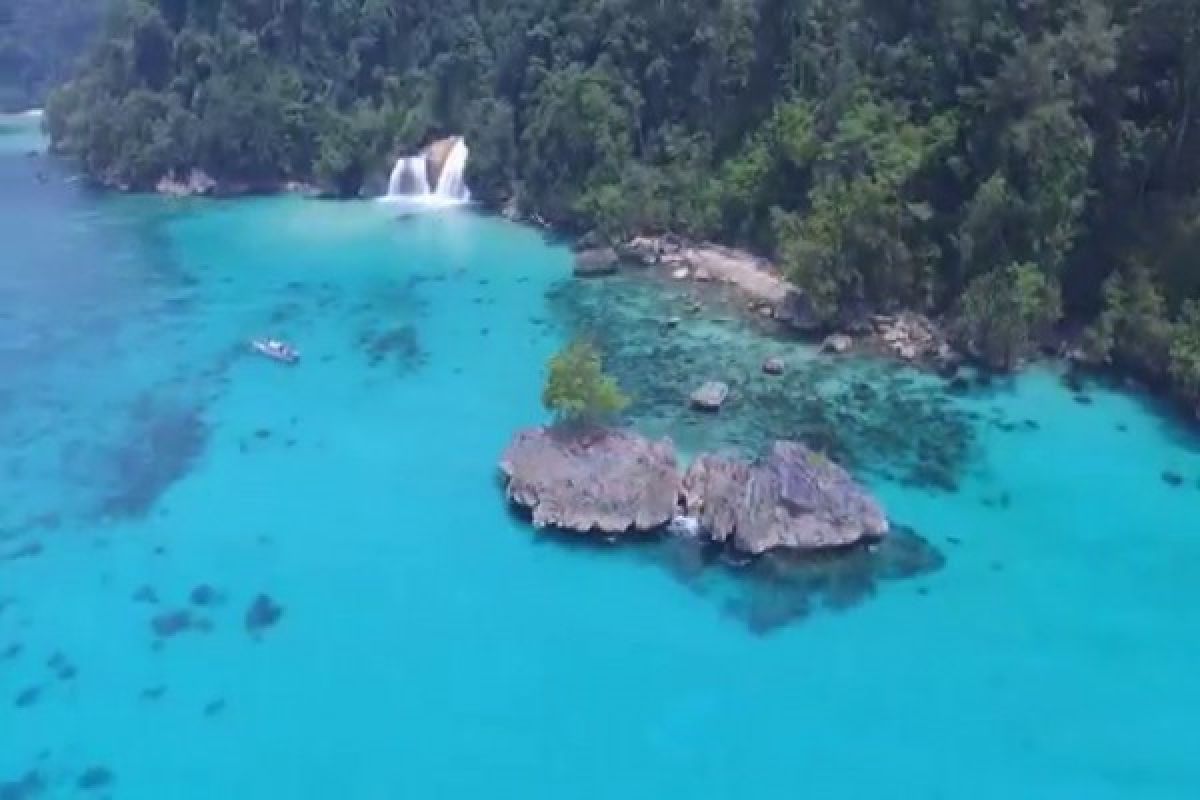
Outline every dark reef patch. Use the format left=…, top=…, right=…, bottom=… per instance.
left=94, top=396, right=209, bottom=520
left=204, top=698, right=226, bottom=717
left=132, top=585, right=159, bottom=605
left=1162, top=471, right=1184, bottom=487
left=1, top=542, right=42, bottom=562
left=0, top=770, right=43, bottom=800
left=76, top=767, right=114, bottom=791
left=245, top=594, right=283, bottom=637
left=140, top=685, right=166, bottom=702
left=357, top=325, right=427, bottom=373
left=46, top=652, right=76, bottom=681
left=189, top=584, right=223, bottom=607
left=13, top=686, right=40, bottom=708
left=150, top=609, right=207, bottom=639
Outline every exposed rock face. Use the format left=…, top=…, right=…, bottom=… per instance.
left=872, top=312, right=948, bottom=363
left=499, top=427, right=682, bottom=534
left=574, top=248, right=619, bottom=277
left=681, top=442, right=889, bottom=554
left=776, top=289, right=824, bottom=333
left=620, top=235, right=801, bottom=311
left=423, top=136, right=462, bottom=188
left=690, top=381, right=730, bottom=412
left=156, top=169, right=217, bottom=197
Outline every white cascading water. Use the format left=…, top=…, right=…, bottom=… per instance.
left=383, top=138, right=471, bottom=207
left=387, top=156, right=432, bottom=197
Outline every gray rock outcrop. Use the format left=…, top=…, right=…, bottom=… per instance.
left=681, top=442, right=888, bottom=554
left=573, top=248, right=619, bottom=277
left=762, top=357, right=786, bottom=376
left=499, top=427, right=682, bottom=534
left=690, top=381, right=730, bottom=412
left=872, top=312, right=947, bottom=363
left=822, top=334, right=854, bottom=354
left=156, top=169, right=217, bottom=197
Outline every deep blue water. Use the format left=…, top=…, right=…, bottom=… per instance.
left=3, top=112, right=1200, bottom=798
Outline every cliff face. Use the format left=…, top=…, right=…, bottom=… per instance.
left=422, top=136, right=463, bottom=190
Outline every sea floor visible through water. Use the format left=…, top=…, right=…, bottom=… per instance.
left=3, top=113, right=1200, bottom=798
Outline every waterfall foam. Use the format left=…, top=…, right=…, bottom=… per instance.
left=388, top=156, right=432, bottom=197
left=383, top=137, right=471, bottom=209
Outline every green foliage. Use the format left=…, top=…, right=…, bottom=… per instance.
left=1085, top=267, right=1174, bottom=378
left=542, top=340, right=629, bottom=423
left=773, top=93, right=952, bottom=320
left=0, top=0, right=101, bottom=111
left=1169, top=301, right=1200, bottom=403
left=959, top=263, right=1063, bottom=371
left=28, top=0, right=1200, bottom=406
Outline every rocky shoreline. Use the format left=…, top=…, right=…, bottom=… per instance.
left=575, top=234, right=970, bottom=376
left=499, top=426, right=889, bottom=555
left=63, top=155, right=1200, bottom=421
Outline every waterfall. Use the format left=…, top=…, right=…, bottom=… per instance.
left=383, top=137, right=471, bottom=207
left=387, top=156, right=431, bottom=197
left=433, top=139, right=470, bottom=202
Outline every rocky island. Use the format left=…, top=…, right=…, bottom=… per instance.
left=499, top=427, right=681, bottom=534
left=499, top=427, right=888, bottom=555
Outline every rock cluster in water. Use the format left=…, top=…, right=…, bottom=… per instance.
left=499, top=427, right=888, bottom=554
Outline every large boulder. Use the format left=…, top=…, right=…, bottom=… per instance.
left=690, top=381, right=730, bottom=412
left=821, top=334, right=854, bottom=354
left=573, top=248, right=619, bottom=277
left=499, top=427, right=682, bottom=535
left=681, top=442, right=889, bottom=554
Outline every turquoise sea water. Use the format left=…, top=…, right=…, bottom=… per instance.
left=3, top=112, right=1200, bottom=798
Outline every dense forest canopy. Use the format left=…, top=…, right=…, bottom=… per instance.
left=0, top=0, right=101, bottom=111
left=35, top=0, right=1200, bottom=408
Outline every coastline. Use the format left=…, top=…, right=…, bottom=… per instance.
left=45, top=150, right=1200, bottom=426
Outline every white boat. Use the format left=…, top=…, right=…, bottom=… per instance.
left=252, top=338, right=300, bottom=365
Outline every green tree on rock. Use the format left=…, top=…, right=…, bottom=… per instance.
left=542, top=340, right=629, bottom=425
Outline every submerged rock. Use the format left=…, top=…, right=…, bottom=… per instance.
left=151, top=611, right=192, bottom=638
left=499, top=427, right=682, bottom=534
left=0, top=770, right=43, bottom=800
left=245, top=594, right=283, bottom=636
left=689, top=381, right=730, bottom=412
left=762, top=357, right=786, bottom=376
left=76, top=767, right=114, bottom=791
left=13, top=686, right=40, bottom=709
left=681, top=442, right=889, bottom=554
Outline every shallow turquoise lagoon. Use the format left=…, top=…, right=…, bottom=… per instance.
left=3, top=114, right=1200, bottom=798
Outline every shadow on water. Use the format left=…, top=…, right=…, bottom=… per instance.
left=532, top=523, right=944, bottom=634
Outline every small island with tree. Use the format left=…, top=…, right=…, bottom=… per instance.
left=500, top=340, right=891, bottom=555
